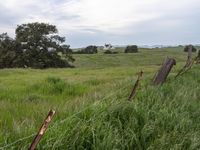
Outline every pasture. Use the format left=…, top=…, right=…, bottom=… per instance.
left=0, top=47, right=200, bottom=149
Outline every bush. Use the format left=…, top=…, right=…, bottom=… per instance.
left=104, top=50, right=112, bottom=54
left=84, top=45, right=98, bottom=54
left=124, top=45, right=138, bottom=53
left=104, top=50, right=118, bottom=54
left=184, top=45, right=197, bottom=52
left=73, top=45, right=98, bottom=54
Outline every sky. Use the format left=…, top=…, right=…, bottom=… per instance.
left=0, top=0, right=200, bottom=48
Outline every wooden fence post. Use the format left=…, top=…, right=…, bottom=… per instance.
left=128, top=71, right=143, bottom=101
left=175, top=45, right=195, bottom=78
left=187, top=45, right=192, bottom=62
left=153, top=58, right=176, bottom=85
left=196, top=50, right=200, bottom=64
left=29, top=110, right=56, bottom=150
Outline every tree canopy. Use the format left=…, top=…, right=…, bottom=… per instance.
left=0, top=33, right=23, bottom=68
left=73, top=45, right=98, bottom=54
left=124, top=45, right=138, bottom=53
left=0, top=22, right=74, bottom=69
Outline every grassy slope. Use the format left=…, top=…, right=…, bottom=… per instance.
left=0, top=47, right=199, bottom=149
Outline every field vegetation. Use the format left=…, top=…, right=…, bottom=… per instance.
left=0, top=47, right=199, bottom=149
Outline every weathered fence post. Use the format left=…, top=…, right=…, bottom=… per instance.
left=153, top=58, right=176, bottom=85
left=196, top=50, right=200, bottom=64
left=128, top=71, right=143, bottom=101
left=175, top=45, right=195, bottom=78
left=184, top=45, right=193, bottom=68
left=187, top=45, right=192, bottom=62
left=29, top=110, right=55, bottom=150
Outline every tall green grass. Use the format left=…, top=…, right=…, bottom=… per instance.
left=36, top=66, right=200, bottom=150
left=0, top=48, right=199, bottom=149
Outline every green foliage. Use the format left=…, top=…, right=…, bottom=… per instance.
left=73, top=47, right=187, bottom=68
left=104, top=50, right=118, bottom=54
left=0, top=33, right=24, bottom=68
left=183, top=45, right=197, bottom=52
left=15, top=22, right=74, bottom=68
left=104, top=50, right=112, bottom=54
left=125, top=45, right=138, bottom=53
left=84, top=45, right=98, bottom=54
left=0, top=23, right=74, bottom=69
left=0, top=48, right=200, bottom=149
left=73, top=45, right=98, bottom=54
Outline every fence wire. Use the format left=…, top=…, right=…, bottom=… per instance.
left=0, top=78, right=132, bottom=149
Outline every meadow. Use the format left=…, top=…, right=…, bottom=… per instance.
left=0, top=47, right=199, bottom=149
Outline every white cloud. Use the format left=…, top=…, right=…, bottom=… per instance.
left=0, top=0, right=199, bottom=47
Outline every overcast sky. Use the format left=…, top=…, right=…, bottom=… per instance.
left=0, top=0, right=199, bottom=48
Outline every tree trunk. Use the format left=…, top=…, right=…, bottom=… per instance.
left=153, top=58, right=176, bottom=85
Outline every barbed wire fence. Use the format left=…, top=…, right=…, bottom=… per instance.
left=1, top=54, right=199, bottom=149
left=0, top=78, right=132, bottom=150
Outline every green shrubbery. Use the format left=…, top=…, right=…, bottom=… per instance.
left=73, top=45, right=98, bottom=54
left=124, top=45, right=138, bottom=53
left=104, top=50, right=118, bottom=54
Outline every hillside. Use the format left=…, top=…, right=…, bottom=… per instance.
left=0, top=47, right=199, bottom=149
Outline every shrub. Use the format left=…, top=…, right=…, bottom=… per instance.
left=124, top=45, right=138, bottom=53
left=104, top=50, right=118, bottom=54
left=84, top=45, right=98, bottom=54
left=104, top=50, right=112, bottom=54
left=73, top=45, right=98, bottom=54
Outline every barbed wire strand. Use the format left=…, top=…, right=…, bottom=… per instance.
left=0, top=78, right=132, bottom=149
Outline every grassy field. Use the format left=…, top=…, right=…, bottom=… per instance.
left=0, top=47, right=199, bottom=149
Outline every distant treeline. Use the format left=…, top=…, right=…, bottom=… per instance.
left=73, top=45, right=98, bottom=54
left=1, top=22, right=198, bottom=69
left=72, top=45, right=139, bottom=54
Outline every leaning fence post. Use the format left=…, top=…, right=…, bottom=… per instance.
left=128, top=71, right=143, bottom=101
left=29, top=110, right=56, bottom=150
left=153, top=58, right=176, bottom=85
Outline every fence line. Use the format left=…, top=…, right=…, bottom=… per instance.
left=1, top=60, right=197, bottom=149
